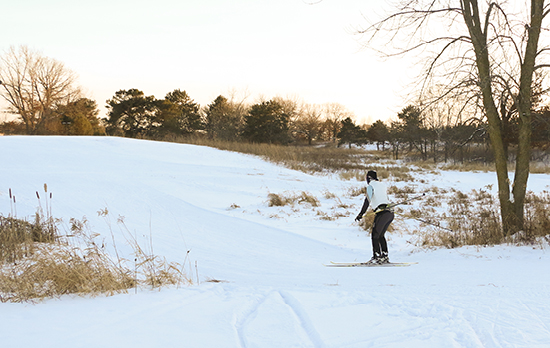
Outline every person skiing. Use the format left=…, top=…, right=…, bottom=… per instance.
left=355, top=170, right=394, bottom=264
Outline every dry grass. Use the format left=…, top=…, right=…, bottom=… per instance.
left=357, top=211, right=396, bottom=234
left=0, top=214, right=56, bottom=264
left=440, top=162, right=495, bottom=172
left=0, top=215, right=135, bottom=303
left=162, top=135, right=421, bottom=181
left=529, top=162, right=550, bottom=174
left=0, top=243, right=135, bottom=302
left=388, top=185, right=418, bottom=201
left=338, top=166, right=414, bottom=182
left=0, top=189, right=191, bottom=303
left=441, top=161, right=550, bottom=174
left=267, top=191, right=320, bottom=207
left=412, top=188, right=550, bottom=248
left=159, top=134, right=550, bottom=177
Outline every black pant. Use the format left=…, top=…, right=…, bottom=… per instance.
left=371, top=210, right=394, bottom=256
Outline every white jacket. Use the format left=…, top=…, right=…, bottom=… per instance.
left=366, top=180, right=390, bottom=211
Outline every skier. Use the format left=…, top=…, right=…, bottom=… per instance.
left=355, top=170, right=394, bottom=264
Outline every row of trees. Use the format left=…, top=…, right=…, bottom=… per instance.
left=1, top=44, right=549, bottom=163
left=340, top=104, right=550, bottom=163
left=103, top=88, right=357, bottom=145
left=104, top=85, right=550, bottom=166
left=0, top=46, right=358, bottom=142
left=2, top=46, right=549, bottom=162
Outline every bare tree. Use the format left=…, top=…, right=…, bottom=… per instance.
left=322, top=103, right=354, bottom=143
left=360, top=0, right=550, bottom=235
left=293, top=103, right=323, bottom=145
left=0, top=46, right=81, bottom=134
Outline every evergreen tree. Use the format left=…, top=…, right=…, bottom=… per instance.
left=54, top=98, right=104, bottom=135
left=205, top=95, right=245, bottom=140
left=337, top=117, right=367, bottom=148
left=105, top=89, right=157, bottom=137
left=366, top=120, right=389, bottom=150
left=161, top=89, right=203, bottom=135
left=397, top=105, right=423, bottom=151
left=242, top=100, right=290, bottom=144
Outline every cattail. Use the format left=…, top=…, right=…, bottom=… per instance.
left=135, top=258, right=138, bottom=294
left=195, top=260, right=199, bottom=285
left=9, top=189, right=14, bottom=217
left=44, top=183, right=48, bottom=193
left=36, top=191, right=40, bottom=199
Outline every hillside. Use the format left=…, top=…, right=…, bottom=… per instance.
left=1, top=136, right=549, bottom=348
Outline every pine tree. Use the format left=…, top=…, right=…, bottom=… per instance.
left=337, top=117, right=367, bottom=148
left=242, top=100, right=290, bottom=144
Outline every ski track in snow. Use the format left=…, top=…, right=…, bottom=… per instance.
left=278, top=290, right=327, bottom=348
left=234, top=290, right=326, bottom=348
left=233, top=291, right=271, bottom=348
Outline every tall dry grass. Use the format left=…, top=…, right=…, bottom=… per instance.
left=162, top=135, right=416, bottom=179
left=0, top=188, right=191, bottom=303
left=412, top=188, right=550, bottom=248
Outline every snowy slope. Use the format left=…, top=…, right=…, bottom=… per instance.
left=1, top=136, right=550, bottom=348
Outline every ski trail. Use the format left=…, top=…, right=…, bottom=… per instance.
left=233, top=290, right=325, bottom=348
left=233, top=291, right=271, bottom=348
left=278, top=290, right=327, bottom=348
left=519, top=299, right=550, bottom=341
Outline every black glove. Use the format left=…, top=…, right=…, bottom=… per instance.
left=355, top=214, right=363, bottom=222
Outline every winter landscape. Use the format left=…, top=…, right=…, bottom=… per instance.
left=1, top=135, right=550, bottom=348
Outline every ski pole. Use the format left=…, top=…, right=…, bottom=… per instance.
left=388, top=193, right=426, bottom=209
left=414, top=217, right=454, bottom=232
left=362, top=193, right=426, bottom=217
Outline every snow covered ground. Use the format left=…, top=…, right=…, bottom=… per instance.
left=1, top=136, right=549, bottom=348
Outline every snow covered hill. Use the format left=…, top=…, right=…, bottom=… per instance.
left=1, top=136, right=549, bottom=348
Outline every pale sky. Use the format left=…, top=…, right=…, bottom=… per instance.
left=1, top=0, right=417, bottom=124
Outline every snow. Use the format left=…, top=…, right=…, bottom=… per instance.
left=1, top=136, right=550, bottom=348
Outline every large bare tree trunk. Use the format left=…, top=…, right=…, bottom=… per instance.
left=512, top=1, right=545, bottom=232
left=461, top=0, right=544, bottom=234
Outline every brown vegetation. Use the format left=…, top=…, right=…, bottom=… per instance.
left=0, top=191, right=190, bottom=303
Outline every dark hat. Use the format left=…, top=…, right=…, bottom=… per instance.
left=366, top=170, right=378, bottom=181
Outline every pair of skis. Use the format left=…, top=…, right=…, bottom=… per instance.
left=325, top=261, right=418, bottom=267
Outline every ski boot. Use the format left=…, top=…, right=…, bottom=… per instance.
left=365, top=252, right=382, bottom=265
left=378, top=252, right=390, bottom=264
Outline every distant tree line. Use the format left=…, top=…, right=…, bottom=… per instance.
left=2, top=45, right=550, bottom=166
left=338, top=104, right=550, bottom=164
left=102, top=88, right=357, bottom=145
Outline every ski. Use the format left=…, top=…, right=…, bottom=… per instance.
left=325, top=261, right=418, bottom=267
